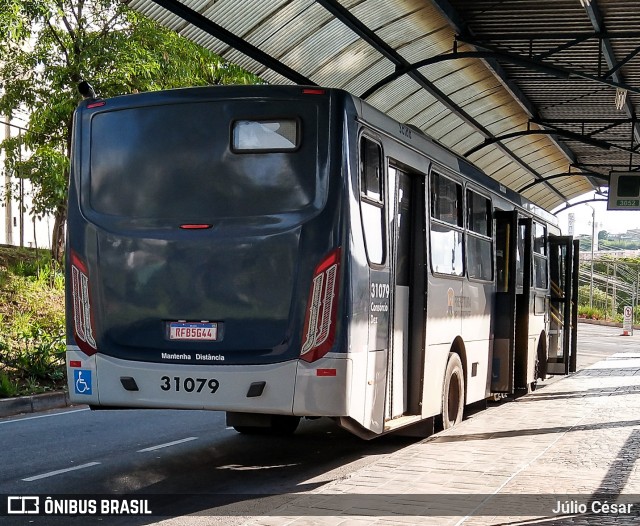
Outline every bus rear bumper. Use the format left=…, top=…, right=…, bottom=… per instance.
left=68, top=350, right=299, bottom=414
left=67, top=350, right=353, bottom=417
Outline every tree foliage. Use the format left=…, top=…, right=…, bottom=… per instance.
left=0, top=0, right=261, bottom=260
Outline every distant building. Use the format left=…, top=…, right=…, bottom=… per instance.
left=1, top=114, right=53, bottom=249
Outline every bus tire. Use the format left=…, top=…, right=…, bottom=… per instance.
left=536, top=334, right=548, bottom=381
left=442, top=352, right=464, bottom=429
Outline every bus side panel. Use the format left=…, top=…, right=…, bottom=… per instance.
left=341, top=105, right=390, bottom=434
left=462, top=340, right=491, bottom=403
left=461, top=280, right=494, bottom=403
left=421, top=343, right=450, bottom=417
left=527, top=310, right=546, bottom=383
left=422, top=276, right=463, bottom=416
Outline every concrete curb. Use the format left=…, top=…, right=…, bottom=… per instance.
left=578, top=318, right=640, bottom=330
left=0, top=391, right=71, bottom=418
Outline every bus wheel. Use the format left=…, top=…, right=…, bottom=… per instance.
left=442, top=353, right=464, bottom=429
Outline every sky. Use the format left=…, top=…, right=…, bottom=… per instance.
left=554, top=192, right=640, bottom=237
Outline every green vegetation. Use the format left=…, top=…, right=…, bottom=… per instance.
left=577, top=256, right=640, bottom=325
left=1, top=0, right=262, bottom=262
left=578, top=230, right=640, bottom=252
left=0, top=245, right=65, bottom=397
left=0, top=1, right=262, bottom=397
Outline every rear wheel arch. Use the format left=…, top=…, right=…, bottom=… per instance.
left=450, top=337, right=468, bottom=401
left=441, top=341, right=466, bottom=430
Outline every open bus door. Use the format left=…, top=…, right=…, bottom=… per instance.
left=383, top=166, right=427, bottom=433
left=492, top=210, right=518, bottom=393
left=547, top=236, right=579, bottom=375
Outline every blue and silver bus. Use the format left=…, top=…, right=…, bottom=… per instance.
left=66, top=85, right=577, bottom=438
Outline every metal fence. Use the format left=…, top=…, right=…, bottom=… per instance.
left=578, top=258, right=640, bottom=324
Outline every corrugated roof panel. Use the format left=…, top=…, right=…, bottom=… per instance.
left=367, top=77, right=423, bottom=113
left=123, top=0, right=639, bottom=210
left=239, top=0, right=316, bottom=49
left=199, top=0, right=291, bottom=49
left=524, top=187, right=558, bottom=211
left=431, top=72, right=494, bottom=105
left=378, top=6, right=450, bottom=51
left=251, top=3, right=333, bottom=63
left=511, top=137, right=552, bottom=159
left=353, top=0, right=424, bottom=31
left=414, top=102, right=460, bottom=130
left=437, top=121, right=478, bottom=150
left=283, top=22, right=362, bottom=79
left=312, top=43, right=385, bottom=88
left=408, top=99, right=456, bottom=130
left=127, top=1, right=183, bottom=31
left=481, top=168, right=520, bottom=187
left=446, top=130, right=484, bottom=154
left=342, top=57, right=396, bottom=95
left=461, top=88, right=513, bottom=119
left=374, top=6, right=453, bottom=56
left=426, top=112, right=468, bottom=140
left=386, top=91, right=435, bottom=123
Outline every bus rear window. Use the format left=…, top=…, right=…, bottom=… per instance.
left=232, top=119, right=298, bottom=151
left=88, top=103, right=317, bottom=221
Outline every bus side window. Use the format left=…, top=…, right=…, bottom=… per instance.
left=466, top=190, right=493, bottom=281
left=430, top=172, right=464, bottom=276
left=533, top=222, right=548, bottom=288
left=359, top=137, right=385, bottom=265
left=516, top=222, right=526, bottom=288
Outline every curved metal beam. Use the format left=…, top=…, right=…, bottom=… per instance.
left=360, top=51, right=569, bottom=99
left=360, top=49, right=640, bottom=101
left=552, top=197, right=608, bottom=214
left=518, top=172, right=608, bottom=194
left=146, top=0, right=315, bottom=86
left=430, top=0, right=577, bottom=168
left=464, top=129, right=613, bottom=158
left=583, top=0, right=640, bottom=143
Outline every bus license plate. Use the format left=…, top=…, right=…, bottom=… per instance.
left=169, top=322, right=218, bottom=341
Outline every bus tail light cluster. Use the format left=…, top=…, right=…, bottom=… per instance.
left=300, top=248, right=341, bottom=363
left=70, top=252, right=98, bottom=356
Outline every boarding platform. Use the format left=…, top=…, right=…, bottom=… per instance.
left=243, top=323, right=640, bottom=525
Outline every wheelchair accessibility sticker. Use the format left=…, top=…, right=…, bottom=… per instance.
left=74, top=370, right=92, bottom=395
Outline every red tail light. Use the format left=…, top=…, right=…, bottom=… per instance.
left=70, top=251, right=98, bottom=356
left=87, top=101, right=106, bottom=109
left=302, top=88, right=326, bottom=95
left=300, top=248, right=341, bottom=362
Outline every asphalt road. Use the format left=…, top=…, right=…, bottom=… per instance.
left=0, top=322, right=635, bottom=525
left=0, top=394, right=419, bottom=525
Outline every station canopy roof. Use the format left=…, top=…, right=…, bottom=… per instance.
left=124, top=0, right=640, bottom=212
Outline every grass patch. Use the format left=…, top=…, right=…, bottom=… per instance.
left=0, top=245, right=66, bottom=397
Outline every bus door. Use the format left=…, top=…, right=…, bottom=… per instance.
left=385, top=166, right=425, bottom=421
left=547, top=236, right=579, bottom=375
left=492, top=212, right=532, bottom=392
left=514, top=217, right=533, bottom=389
